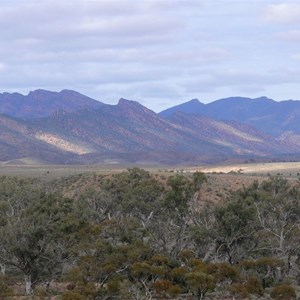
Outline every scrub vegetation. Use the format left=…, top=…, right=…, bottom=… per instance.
left=1, top=168, right=300, bottom=299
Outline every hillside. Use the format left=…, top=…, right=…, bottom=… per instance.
left=160, top=96, right=300, bottom=137
left=167, top=112, right=292, bottom=156
left=29, top=99, right=231, bottom=164
left=0, top=114, right=76, bottom=163
left=28, top=98, right=296, bottom=164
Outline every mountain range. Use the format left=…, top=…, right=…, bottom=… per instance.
left=160, top=97, right=300, bottom=137
left=0, top=89, right=299, bottom=165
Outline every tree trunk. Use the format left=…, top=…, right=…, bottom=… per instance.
left=0, top=263, right=5, bottom=275
left=25, top=274, right=32, bottom=294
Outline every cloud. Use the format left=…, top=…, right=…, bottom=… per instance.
left=291, top=53, right=300, bottom=60
left=265, top=3, right=300, bottom=23
left=181, top=68, right=300, bottom=97
left=276, top=29, right=300, bottom=41
left=0, top=1, right=185, bottom=45
left=0, top=63, right=6, bottom=72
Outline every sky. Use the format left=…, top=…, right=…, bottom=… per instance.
left=0, top=0, right=300, bottom=111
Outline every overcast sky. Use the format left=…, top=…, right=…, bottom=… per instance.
left=0, top=0, right=300, bottom=111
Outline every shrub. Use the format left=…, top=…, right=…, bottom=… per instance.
left=62, top=291, right=85, bottom=300
left=152, top=279, right=182, bottom=297
left=246, top=276, right=263, bottom=296
left=33, top=286, right=48, bottom=297
left=270, top=285, right=296, bottom=300
left=228, top=283, right=248, bottom=299
left=214, top=262, right=239, bottom=283
left=186, top=271, right=215, bottom=299
left=0, top=276, right=14, bottom=298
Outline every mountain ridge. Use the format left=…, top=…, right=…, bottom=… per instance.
left=160, top=96, right=300, bottom=137
left=0, top=89, right=104, bottom=119
left=0, top=89, right=299, bottom=165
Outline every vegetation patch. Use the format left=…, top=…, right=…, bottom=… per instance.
left=0, top=169, right=300, bottom=299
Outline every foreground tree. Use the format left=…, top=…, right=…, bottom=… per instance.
left=254, top=177, right=300, bottom=270
left=0, top=190, right=83, bottom=294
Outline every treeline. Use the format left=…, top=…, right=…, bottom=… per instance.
left=0, top=169, right=300, bottom=299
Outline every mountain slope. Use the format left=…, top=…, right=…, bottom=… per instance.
left=0, top=114, right=76, bottom=163
left=167, top=112, right=293, bottom=156
left=0, top=89, right=104, bottom=119
left=28, top=99, right=295, bottom=164
left=160, top=96, right=300, bottom=137
left=30, top=99, right=232, bottom=159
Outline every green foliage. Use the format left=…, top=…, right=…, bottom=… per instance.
left=186, top=271, right=215, bottom=299
left=0, top=177, right=85, bottom=294
left=238, top=257, right=284, bottom=289
left=214, top=196, right=256, bottom=264
left=101, top=168, right=164, bottom=219
left=170, top=266, right=188, bottom=284
left=2, top=171, right=300, bottom=299
left=164, top=174, right=193, bottom=216
left=207, top=262, right=239, bottom=283
left=192, top=172, right=207, bottom=190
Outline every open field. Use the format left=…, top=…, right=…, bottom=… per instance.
left=0, top=164, right=126, bottom=178
left=192, top=161, right=300, bottom=177
left=1, top=161, right=300, bottom=178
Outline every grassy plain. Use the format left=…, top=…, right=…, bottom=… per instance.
left=0, top=161, right=300, bottom=178
left=0, top=164, right=124, bottom=178
left=195, top=161, right=300, bottom=177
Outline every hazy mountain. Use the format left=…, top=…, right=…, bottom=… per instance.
left=28, top=98, right=295, bottom=164
left=0, top=89, right=298, bottom=165
left=30, top=99, right=230, bottom=160
left=159, top=99, right=204, bottom=118
left=0, top=89, right=104, bottom=119
left=160, top=96, right=300, bottom=137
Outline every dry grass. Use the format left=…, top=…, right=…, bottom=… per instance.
left=191, top=162, right=300, bottom=177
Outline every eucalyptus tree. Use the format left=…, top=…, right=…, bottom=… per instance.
left=0, top=184, right=83, bottom=294
left=253, top=177, right=300, bottom=277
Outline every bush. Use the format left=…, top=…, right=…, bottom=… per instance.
left=270, top=285, right=296, bottom=300
left=33, top=286, right=48, bottom=297
left=246, top=276, right=264, bottom=296
left=0, top=276, right=14, bottom=298
left=186, top=271, right=215, bottom=298
left=152, top=279, right=182, bottom=297
left=62, top=290, right=85, bottom=300
left=228, top=283, right=248, bottom=299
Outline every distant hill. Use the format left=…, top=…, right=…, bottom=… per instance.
left=0, top=89, right=299, bottom=165
left=159, top=99, right=204, bottom=118
left=160, top=96, right=300, bottom=137
left=29, top=99, right=229, bottom=162
left=0, top=89, right=104, bottom=119
left=28, top=98, right=295, bottom=164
